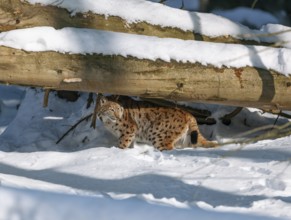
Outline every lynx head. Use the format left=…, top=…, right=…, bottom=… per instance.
left=97, top=96, right=124, bottom=122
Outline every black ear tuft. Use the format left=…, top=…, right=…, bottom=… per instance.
left=190, top=131, right=198, bottom=144
left=99, top=96, right=107, bottom=105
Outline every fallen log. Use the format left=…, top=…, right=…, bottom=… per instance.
left=0, top=0, right=272, bottom=46
left=1, top=46, right=291, bottom=110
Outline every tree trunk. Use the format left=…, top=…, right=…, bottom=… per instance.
left=1, top=46, right=291, bottom=110
left=0, top=0, right=271, bottom=46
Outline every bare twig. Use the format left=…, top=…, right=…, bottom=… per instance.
left=180, top=0, right=184, bottom=9
left=219, top=121, right=291, bottom=147
left=43, top=89, right=51, bottom=108
left=277, top=111, right=291, bottom=119
left=90, top=93, right=103, bottom=129
left=251, top=0, right=259, bottom=9
left=273, top=110, right=282, bottom=127
left=221, top=107, right=243, bottom=125
left=261, top=109, right=291, bottom=119
left=86, top=92, right=94, bottom=109
left=56, top=113, right=92, bottom=144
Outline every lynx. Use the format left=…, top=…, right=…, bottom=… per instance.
left=97, top=96, right=217, bottom=151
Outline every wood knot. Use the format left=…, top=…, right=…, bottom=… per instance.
left=56, top=69, right=62, bottom=74
left=176, top=82, right=184, bottom=89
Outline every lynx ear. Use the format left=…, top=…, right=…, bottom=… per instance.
left=97, top=93, right=107, bottom=106
left=99, top=96, right=107, bottom=105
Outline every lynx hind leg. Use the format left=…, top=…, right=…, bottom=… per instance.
left=150, top=123, right=183, bottom=151
left=197, top=133, right=218, bottom=148
left=152, top=128, right=188, bottom=151
left=153, top=140, right=175, bottom=151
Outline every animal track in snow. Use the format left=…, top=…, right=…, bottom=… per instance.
left=255, top=168, right=272, bottom=175
left=265, top=178, right=286, bottom=191
left=239, top=166, right=272, bottom=176
left=210, top=158, right=230, bottom=167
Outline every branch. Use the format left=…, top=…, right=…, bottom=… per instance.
left=261, top=109, right=291, bottom=119
left=220, top=107, right=243, bottom=125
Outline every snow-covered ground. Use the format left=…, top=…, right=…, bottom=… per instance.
left=1, top=86, right=291, bottom=219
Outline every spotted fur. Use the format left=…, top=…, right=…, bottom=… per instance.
left=97, top=96, right=217, bottom=151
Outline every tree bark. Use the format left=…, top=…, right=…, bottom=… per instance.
left=0, top=0, right=271, bottom=46
left=1, top=46, right=291, bottom=110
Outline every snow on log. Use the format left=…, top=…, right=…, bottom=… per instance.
left=1, top=27, right=290, bottom=76
left=1, top=46, right=291, bottom=110
left=0, top=0, right=288, bottom=47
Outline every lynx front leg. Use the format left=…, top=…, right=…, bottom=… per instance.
left=118, top=124, right=137, bottom=149
left=118, top=133, right=136, bottom=149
